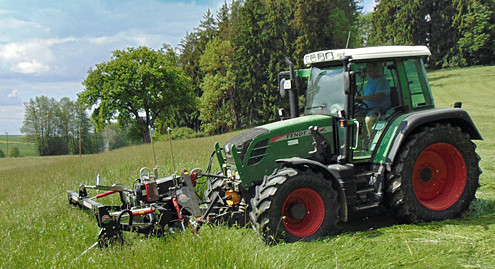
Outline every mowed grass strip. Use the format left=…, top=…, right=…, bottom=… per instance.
left=0, top=66, right=494, bottom=268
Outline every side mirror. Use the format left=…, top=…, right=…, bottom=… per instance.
left=344, top=71, right=356, bottom=95
left=279, top=78, right=292, bottom=98
left=344, top=72, right=350, bottom=95
left=278, top=108, right=286, bottom=121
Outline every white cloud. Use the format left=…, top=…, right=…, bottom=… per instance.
left=0, top=17, right=49, bottom=43
left=0, top=37, right=76, bottom=75
left=0, top=88, right=22, bottom=106
left=11, top=60, right=50, bottom=74
left=0, top=17, right=44, bottom=31
left=86, top=30, right=171, bottom=48
left=7, top=89, right=18, bottom=98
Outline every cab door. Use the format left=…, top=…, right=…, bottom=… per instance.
left=350, top=60, right=402, bottom=161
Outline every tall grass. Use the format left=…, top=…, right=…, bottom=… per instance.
left=1, top=66, right=494, bottom=268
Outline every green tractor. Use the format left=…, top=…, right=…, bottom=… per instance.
left=207, top=46, right=482, bottom=242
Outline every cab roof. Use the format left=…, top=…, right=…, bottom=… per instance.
left=303, top=46, right=431, bottom=66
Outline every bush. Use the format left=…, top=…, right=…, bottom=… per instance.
left=0, top=149, right=4, bottom=158
left=7, top=146, right=20, bottom=157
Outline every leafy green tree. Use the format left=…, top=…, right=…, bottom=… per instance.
left=79, top=46, right=195, bottom=143
left=21, top=96, right=59, bottom=155
left=57, top=97, right=74, bottom=153
left=292, top=0, right=359, bottom=61
left=451, top=0, right=495, bottom=66
left=21, top=96, right=97, bottom=155
left=0, top=149, right=5, bottom=158
left=368, top=0, right=428, bottom=47
left=358, top=12, right=373, bottom=46
left=178, top=10, right=219, bottom=131
left=232, top=0, right=270, bottom=126
left=199, top=38, right=237, bottom=134
left=370, top=0, right=495, bottom=68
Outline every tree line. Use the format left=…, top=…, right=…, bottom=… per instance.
left=20, top=95, right=149, bottom=156
left=22, top=0, right=495, bottom=155
left=21, top=96, right=100, bottom=156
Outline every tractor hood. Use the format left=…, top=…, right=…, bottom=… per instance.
left=223, top=114, right=336, bottom=187
left=260, top=114, right=333, bottom=138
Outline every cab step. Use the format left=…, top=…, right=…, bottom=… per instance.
left=354, top=202, right=380, bottom=211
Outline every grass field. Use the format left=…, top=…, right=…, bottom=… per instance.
left=1, top=66, right=494, bottom=268
left=0, top=135, right=38, bottom=157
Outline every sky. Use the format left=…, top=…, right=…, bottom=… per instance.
left=0, top=0, right=376, bottom=135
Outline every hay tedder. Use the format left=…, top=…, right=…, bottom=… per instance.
left=67, top=150, right=239, bottom=247
left=68, top=46, right=482, bottom=246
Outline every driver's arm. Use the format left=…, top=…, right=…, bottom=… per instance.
left=356, top=92, right=385, bottom=102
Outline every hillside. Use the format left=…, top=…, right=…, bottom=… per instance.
left=0, top=135, right=37, bottom=157
left=0, top=66, right=494, bottom=267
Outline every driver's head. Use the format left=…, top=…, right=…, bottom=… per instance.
left=366, top=62, right=384, bottom=79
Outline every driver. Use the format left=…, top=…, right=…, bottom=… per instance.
left=355, top=62, right=390, bottom=135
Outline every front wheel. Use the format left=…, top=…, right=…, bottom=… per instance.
left=250, top=168, right=340, bottom=243
left=386, top=123, right=481, bottom=223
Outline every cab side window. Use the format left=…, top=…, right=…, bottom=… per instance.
left=404, top=58, right=434, bottom=108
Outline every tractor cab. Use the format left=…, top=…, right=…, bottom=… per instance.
left=289, top=46, right=434, bottom=163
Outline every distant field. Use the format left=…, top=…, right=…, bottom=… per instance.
left=0, top=66, right=494, bottom=268
left=0, top=135, right=38, bottom=157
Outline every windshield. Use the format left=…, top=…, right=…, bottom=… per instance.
left=304, top=66, right=345, bottom=116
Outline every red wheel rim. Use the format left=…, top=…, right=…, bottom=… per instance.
left=282, top=188, right=325, bottom=237
left=413, top=143, right=467, bottom=211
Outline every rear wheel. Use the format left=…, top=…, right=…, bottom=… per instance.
left=386, top=123, right=481, bottom=223
left=250, top=168, right=340, bottom=243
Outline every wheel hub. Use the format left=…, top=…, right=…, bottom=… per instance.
left=420, top=168, right=432, bottom=182
left=282, top=188, right=325, bottom=238
left=287, top=203, right=307, bottom=220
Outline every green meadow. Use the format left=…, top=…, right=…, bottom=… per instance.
left=0, top=135, right=38, bottom=157
left=1, top=66, right=494, bottom=268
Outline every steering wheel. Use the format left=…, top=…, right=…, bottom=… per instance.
left=354, top=99, right=369, bottom=115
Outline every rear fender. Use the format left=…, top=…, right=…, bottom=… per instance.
left=380, top=108, right=482, bottom=170
left=276, top=157, right=351, bottom=222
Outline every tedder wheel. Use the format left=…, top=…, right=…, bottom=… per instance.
left=250, top=168, right=340, bottom=243
left=204, top=174, right=247, bottom=225
left=204, top=175, right=226, bottom=220
left=386, top=123, right=481, bottom=223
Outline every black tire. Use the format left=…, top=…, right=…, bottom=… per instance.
left=250, top=168, right=340, bottom=243
left=386, top=123, right=481, bottom=223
